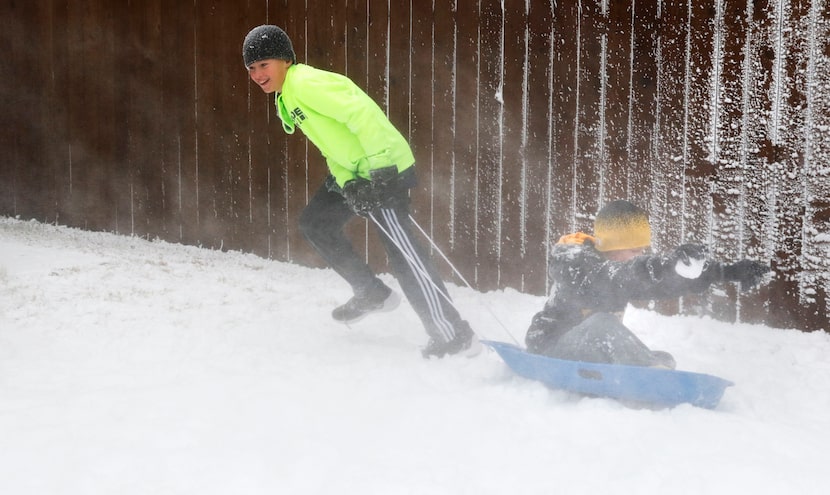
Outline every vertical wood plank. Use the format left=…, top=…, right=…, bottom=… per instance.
left=602, top=0, right=635, bottom=204
left=549, top=0, right=580, bottom=238
left=423, top=0, right=463, bottom=284
left=522, top=0, right=556, bottom=295
left=408, top=0, right=436, bottom=247
left=572, top=0, right=603, bottom=232
left=625, top=0, right=658, bottom=212
left=476, top=0, right=504, bottom=290
left=499, top=0, right=529, bottom=290
left=799, top=0, right=830, bottom=328
left=452, top=0, right=482, bottom=284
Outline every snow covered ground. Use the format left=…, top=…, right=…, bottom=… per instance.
left=2, top=216, right=829, bottom=495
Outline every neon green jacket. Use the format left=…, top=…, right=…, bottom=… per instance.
left=275, top=64, right=415, bottom=188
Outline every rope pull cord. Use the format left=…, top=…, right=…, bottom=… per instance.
left=367, top=211, right=520, bottom=346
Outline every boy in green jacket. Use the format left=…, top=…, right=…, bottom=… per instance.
left=243, top=25, right=478, bottom=358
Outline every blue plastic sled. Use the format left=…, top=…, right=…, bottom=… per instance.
left=484, top=341, right=733, bottom=409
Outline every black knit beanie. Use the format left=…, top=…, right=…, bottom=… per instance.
left=243, top=25, right=296, bottom=67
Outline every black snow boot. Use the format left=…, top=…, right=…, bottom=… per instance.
left=649, top=350, right=677, bottom=370
left=421, top=322, right=481, bottom=359
left=332, top=280, right=400, bottom=324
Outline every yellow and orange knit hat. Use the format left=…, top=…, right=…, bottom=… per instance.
left=593, top=200, right=652, bottom=252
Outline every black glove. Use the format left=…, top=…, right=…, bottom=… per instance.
left=721, top=259, right=770, bottom=291
left=368, top=165, right=399, bottom=188
left=342, top=178, right=382, bottom=217
left=670, top=243, right=708, bottom=266
left=666, top=243, right=710, bottom=280
left=341, top=165, right=401, bottom=217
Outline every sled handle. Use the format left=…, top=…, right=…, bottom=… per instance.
left=578, top=369, right=603, bottom=380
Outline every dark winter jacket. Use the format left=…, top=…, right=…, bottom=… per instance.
left=525, top=233, right=722, bottom=354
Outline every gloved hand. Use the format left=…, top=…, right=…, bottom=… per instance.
left=669, top=244, right=709, bottom=279
left=671, top=243, right=708, bottom=265
left=721, top=259, right=770, bottom=291
left=341, top=165, right=401, bottom=217
left=342, top=178, right=382, bottom=217
left=368, top=165, right=399, bottom=188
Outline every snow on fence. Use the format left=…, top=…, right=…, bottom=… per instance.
left=1, top=0, right=828, bottom=331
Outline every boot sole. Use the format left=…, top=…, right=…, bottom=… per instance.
left=333, top=291, right=401, bottom=324
left=422, top=335, right=483, bottom=359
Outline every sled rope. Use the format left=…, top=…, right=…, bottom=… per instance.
left=368, top=211, right=458, bottom=316
left=369, top=212, right=519, bottom=345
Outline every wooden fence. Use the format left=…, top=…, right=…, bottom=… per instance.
left=1, top=0, right=828, bottom=331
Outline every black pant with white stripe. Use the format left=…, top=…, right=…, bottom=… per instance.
left=299, top=176, right=467, bottom=343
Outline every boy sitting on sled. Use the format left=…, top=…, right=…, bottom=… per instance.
left=525, top=200, right=770, bottom=368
